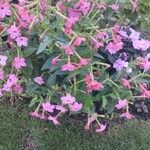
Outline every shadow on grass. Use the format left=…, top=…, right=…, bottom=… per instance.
left=0, top=103, right=150, bottom=150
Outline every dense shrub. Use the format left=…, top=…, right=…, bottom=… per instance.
left=0, top=0, right=150, bottom=132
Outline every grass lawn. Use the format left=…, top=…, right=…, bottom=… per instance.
left=0, top=102, right=150, bottom=150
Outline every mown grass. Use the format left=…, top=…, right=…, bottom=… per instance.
left=0, top=102, right=150, bottom=150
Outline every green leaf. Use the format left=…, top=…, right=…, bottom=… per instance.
left=102, top=96, right=107, bottom=108
left=37, top=36, right=53, bottom=54
left=46, top=75, right=56, bottom=86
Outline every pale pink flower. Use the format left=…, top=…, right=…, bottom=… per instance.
left=48, top=116, right=60, bottom=125
left=0, top=3, right=12, bottom=19
left=73, top=37, right=86, bottom=46
left=115, top=99, right=128, bottom=109
left=61, top=45, right=74, bottom=55
left=12, top=57, right=26, bottom=70
left=137, top=57, right=150, bottom=72
left=109, top=4, right=119, bottom=11
left=34, top=76, right=44, bottom=85
left=55, top=105, right=67, bottom=113
left=15, top=36, right=28, bottom=47
left=113, top=59, right=128, bottom=71
left=131, top=0, right=139, bottom=11
left=84, top=113, right=98, bottom=130
left=18, top=0, right=27, bottom=6
left=56, top=1, right=65, bottom=12
left=121, top=78, right=131, bottom=89
left=107, top=42, right=123, bottom=54
left=120, top=111, right=134, bottom=119
left=29, top=111, right=41, bottom=118
left=139, top=84, right=150, bottom=98
left=7, top=25, right=21, bottom=39
left=96, top=124, right=107, bottom=133
left=13, top=84, right=23, bottom=94
left=7, top=74, right=18, bottom=85
left=0, top=70, right=4, bottom=80
left=61, top=62, right=76, bottom=72
left=61, top=93, right=76, bottom=105
left=0, top=55, right=7, bottom=66
left=42, top=102, right=55, bottom=113
left=97, top=3, right=107, bottom=10
left=129, top=28, right=140, bottom=41
left=69, top=102, right=82, bottom=112
left=132, top=39, right=150, bottom=51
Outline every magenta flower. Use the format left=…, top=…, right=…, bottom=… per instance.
left=120, top=111, right=134, bottom=119
left=113, top=59, right=128, bottom=71
left=7, top=25, right=21, bottom=39
left=12, top=57, right=26, bottom=70
left=109, top=4, right=119, bottom=11
left=0, top=55, right=7, bottom=66
left=48, top=116, right=60, bottom=125
left=137, top=57, right=150, bottom=72
left=0, top=3, right=12, bottom=19
left=68, top=8, right=81, bottom=20
left=121, top=78, right=131, bottom=89
left=96, top=124, right=107, bottom=133
left=29, top=111, right=41, bottom=118
left=7, top=74, right=18, bottom=85
left=78, top=58, right=90, bottom=68
left=15, top=36, right=28, bottom=47
left=61, top=93, right=76, bottom=105
left=115, top=99, right=128, bottom=110
left=34, top=76, right=44, bottom=85
left=69, top=102, right=82, bottom=112
left=42, top=102, right=55, bottom=113
left=61, top=62, right=76, bottom=72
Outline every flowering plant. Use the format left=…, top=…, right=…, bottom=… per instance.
left=0, top=0, right=150, bottom=132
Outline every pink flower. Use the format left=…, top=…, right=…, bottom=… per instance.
left=115, top=99, right=128, bottom=109
left=29, top=111, right=41, bottom=118
left=55, top=105, right=67, bottom=113
left=131, top=0, right=139, bottom=11
left=7, top=25, right=21, bottom=39
left=61, top=93, right=76, bottom=105
left=0, top=55, right=7, bottom=66
left=120, top=111, right=134, bottom=119
left=18, top=0, right=27, bottom=6
left=52, top=55, right=60, bottom=66
left=42, top=102, right=55, bottom=113
left=0, top=2, right=12, bottom=19
left=129, top=28, right=140, bottom=41
left=87, top=80, right=104, bottom=93
left=132, top=39, right=150, bottom=51
left=97, top=3, right=107, bottom=10
left=0, top=70, right=4, bottom=80
left=61, top=62, right=76, bottom=72
left=74, top=0, right=91, bottom=15
left=121, top=78, right=131, bottom=89
left=56, top=1, right=65, bottom=12
left=69, top=102, right=82, bottom=112
left=68, top=8, right=82, bottom=20
left=139, top=84, right=150, bottom=98
left=96, top=124, right=107, bottom=133
left=109, top=4, right=119, bottom=11
left=13, top=84, right=23, bottom=94
left=61, top=45, right=74, bottom=55
left=7, top=74, right=18, bottom=86
left=15, top=36, right=28, bottom=47
left=48, top=116, right=60, bottom=125
left=137, top=57, right=150, bottom=72
left=78, top=58, right=90, bottom=68
left=18, top=7, right=34, bottom=28
left=73, top=37, right=86, bottom=46
left=34, top=76, right=44, bottom=85
left=12, top=57, right=26, bottom=70
left=107, top=42, right=123, bottom=54
left=84, top=113, right=98, bottom=130
left=113, top=59, right=128, bottom=71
